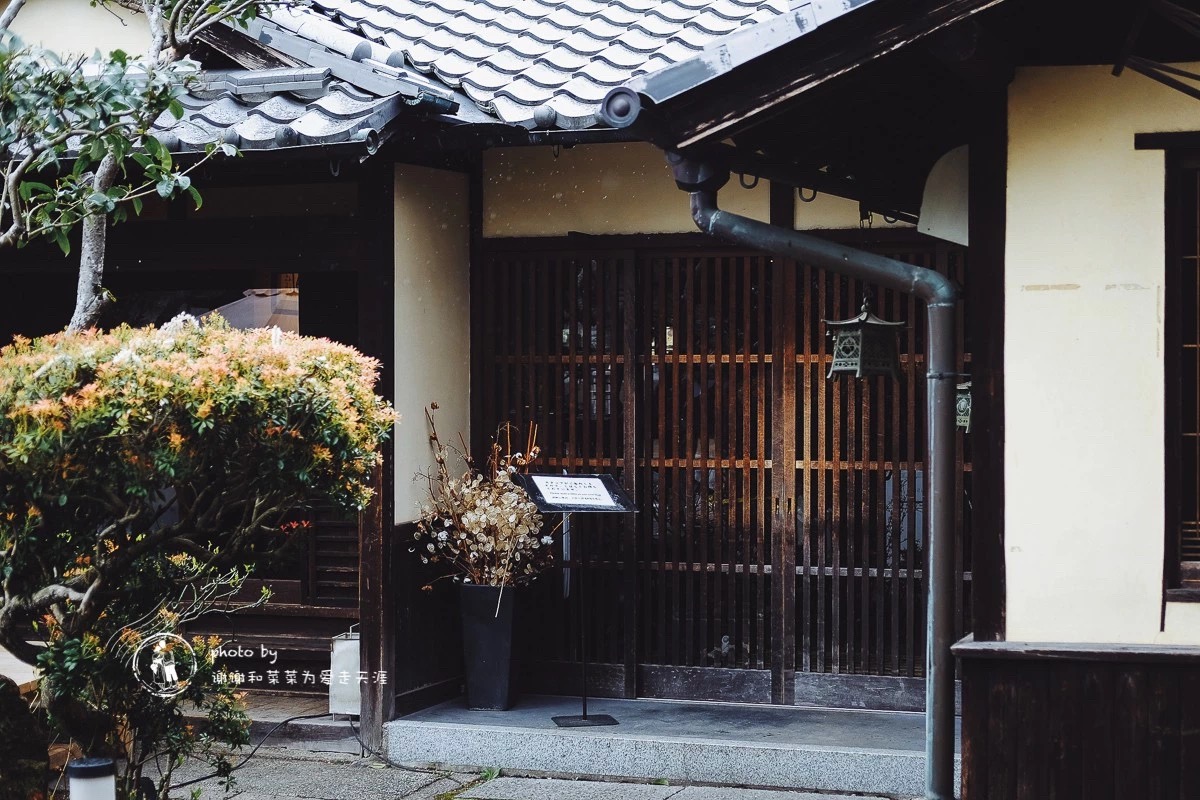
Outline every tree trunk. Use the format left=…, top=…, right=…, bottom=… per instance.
left=68, top=153, right=120, bottom=332
left=0, top=0, right=29, bottom=31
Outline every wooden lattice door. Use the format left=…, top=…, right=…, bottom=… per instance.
left=475, top=236, right=971, bottom=709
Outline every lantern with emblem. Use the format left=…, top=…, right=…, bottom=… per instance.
left=956, top=381, right=972, bottom=432
left=824, top=296, right=905, bottom=380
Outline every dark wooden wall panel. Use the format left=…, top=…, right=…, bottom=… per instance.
left=956, top=640, right=1200, bottom=799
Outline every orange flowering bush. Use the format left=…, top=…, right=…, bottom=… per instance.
left=0, top=315, right=394, bottom=794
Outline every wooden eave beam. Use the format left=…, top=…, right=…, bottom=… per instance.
left=660, top=0, right=1011, bottom=150
left=197, top=25, right=300, bottom=70
left=718, top=144, right=921, bottom=223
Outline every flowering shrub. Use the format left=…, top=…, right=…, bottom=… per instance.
left=0, top=315, right=394, bottom=796
left=414, top=407, right=555, bottom=587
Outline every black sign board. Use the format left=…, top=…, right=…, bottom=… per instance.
left=513, top=473, right=636, bottom=515
left=512, top=472, right=634, bottom=728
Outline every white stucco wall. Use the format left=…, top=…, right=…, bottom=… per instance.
left=3, top=0, right=149, bottom=56
left=392, top=165, right=470, bottom=524
left=1005, top=64, right=1200, bottom=644
left=482, top=141, right=879, bottom=237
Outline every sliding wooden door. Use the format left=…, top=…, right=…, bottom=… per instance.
left=474, top=234, right=971, bottom=710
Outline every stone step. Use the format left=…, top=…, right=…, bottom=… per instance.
left=386, top=695, right=960, bottom=798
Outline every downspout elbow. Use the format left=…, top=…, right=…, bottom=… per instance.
left=690, top=190, right=720, bottom=237
left=917, top=270, right=961, bottom=309
left=672, top=153, right=961, bottom=309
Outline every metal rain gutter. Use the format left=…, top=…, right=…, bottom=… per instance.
left=666, top=152, right=960, bottom=800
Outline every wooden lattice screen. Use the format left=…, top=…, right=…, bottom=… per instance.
left=475, top=236, right=972, bottom=709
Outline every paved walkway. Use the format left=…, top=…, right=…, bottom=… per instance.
left=170, top=750, right=904, bottom=800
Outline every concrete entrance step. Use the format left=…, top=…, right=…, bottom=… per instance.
left=386, top=695, right=960, bottom=798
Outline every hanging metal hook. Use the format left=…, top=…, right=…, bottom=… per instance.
left=551, top=144, right=562, bottom=159
left=738, top=172, right=759, bottom=190
left=329, top=158, right=341, bottom=177
left=883, top=214, right=899, bottom=224
left=798, top=187, right=817, bottom=203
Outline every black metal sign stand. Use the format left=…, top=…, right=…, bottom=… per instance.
left=514, top=473, right=635, bottom=728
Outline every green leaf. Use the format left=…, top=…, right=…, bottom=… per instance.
left=187, top=185, right=202, bottom=210
left=54, top=229, right=70, bottom=256
left=167, top=98, right=184, bottom=120
left=156, top=177, right=175, bottom=198
left=87, top=191, right=115, bottom=212
left=18, top=182, right=52, bottom=202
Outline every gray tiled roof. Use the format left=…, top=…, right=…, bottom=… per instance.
left=270, top=0, right=802, bottom=130
left=151, top=68, right=412, bottom=152
left=170, top=0, right=883, bottom=151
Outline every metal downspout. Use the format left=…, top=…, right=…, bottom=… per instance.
left=669, top=155, right=960, bottom=800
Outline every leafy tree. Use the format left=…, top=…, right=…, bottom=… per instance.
left=0, top=316, right=394, bottom=795
left=0, top=0, right=289, bottom=330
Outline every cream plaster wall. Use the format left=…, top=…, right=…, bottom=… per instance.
left=392, top=165, right=470, bottom=524
left=482, top=142, right=876, bottom=237
left=1005, top=64, right=1200, bottom=644
left=3, top=0, right=149, bottom=56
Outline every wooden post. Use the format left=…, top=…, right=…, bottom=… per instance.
left=769, top=180, right=797, bottom=704
left=620, top=254, right=639, bottom=699
left=359, top=462, right=393, bottom=753
left=967, top=91, right=1007, bottom=642
left=357, top=162, right=396, bottom=753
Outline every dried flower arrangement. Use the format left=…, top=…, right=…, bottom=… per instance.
left=413, top=404, right=558, bottom=588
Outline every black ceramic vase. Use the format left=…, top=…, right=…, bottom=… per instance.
left=459, top=583, right=517, bottom=710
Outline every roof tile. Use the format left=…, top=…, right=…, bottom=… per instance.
left=516, top=61, right=575, bottom=90
left=648, top=38, right=704, bottom=64
left=635, top=13, right=688, bottom=38
left=574, top=56, right=640, bottom=86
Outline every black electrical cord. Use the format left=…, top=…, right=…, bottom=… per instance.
left=170, top=710, right=332, bottom=790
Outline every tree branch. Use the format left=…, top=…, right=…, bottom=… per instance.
left=0, top=0, right=28, bottom=31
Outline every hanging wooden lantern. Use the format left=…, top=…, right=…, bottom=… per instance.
left=824, top=297, right=905, bottom=380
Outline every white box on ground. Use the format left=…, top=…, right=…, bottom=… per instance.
left=330, top=628, right=360, bottom=716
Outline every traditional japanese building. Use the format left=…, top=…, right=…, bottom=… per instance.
left=4, top=0, right=1200, bottom=795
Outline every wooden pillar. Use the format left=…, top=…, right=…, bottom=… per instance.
left=769, top=181, right=797, bottom=704
left=967, top=90, right=1008, bottom=642
left=620, top=254, right=639, bottom=699
left=358, top=163, right=396, bottom=752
